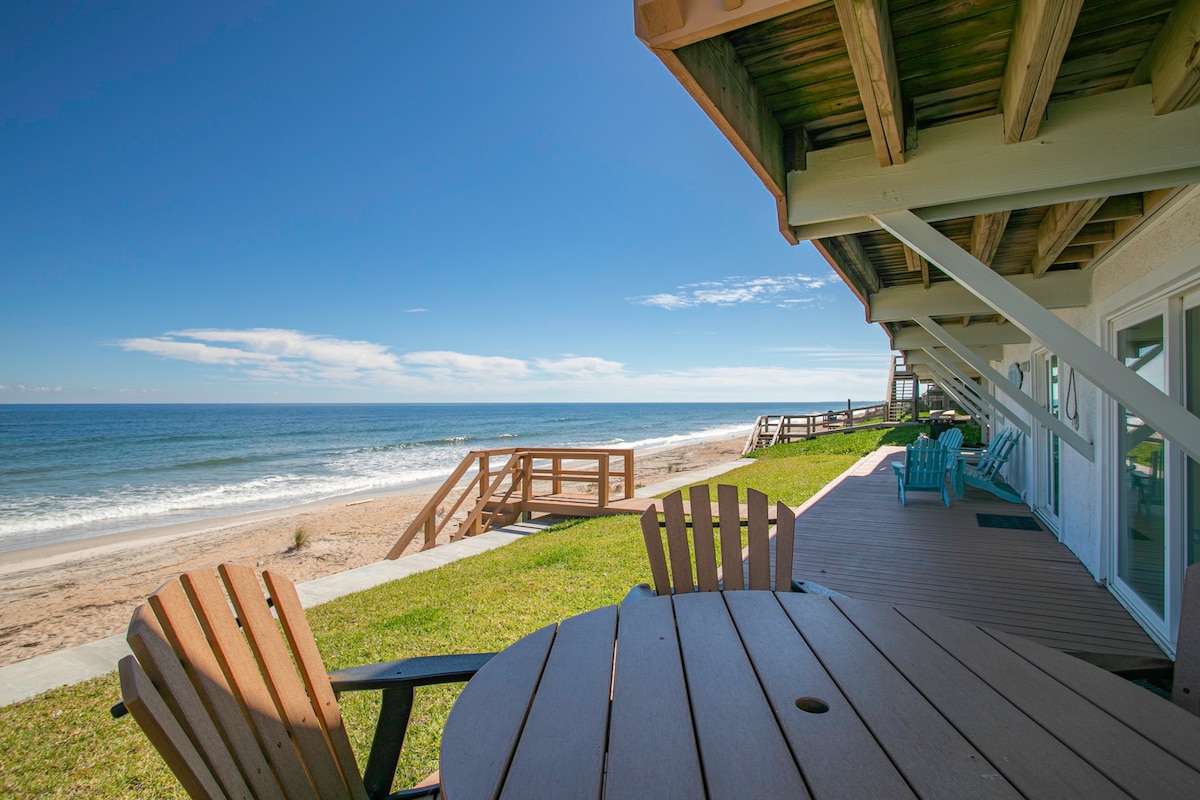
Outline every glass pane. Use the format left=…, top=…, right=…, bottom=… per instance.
left=1188, top=307, right=1200, bottom=568
left=1117, top=316, right=1166, bottom=614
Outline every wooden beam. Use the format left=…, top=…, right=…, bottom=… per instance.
left=1147, top=0, right=1200, bottom=115
left=909, top=344, right=1005, bottom=364
left=637, top=0, right=685, bottom=38
left=916, top=318, right=1093, bottom=460
left=816, top=234, right=881, bottom=300
left=903, top=241, right=931, bottom=288
left=892, top=322, right=1031, bottom=350
left=970, top=211, right=1011, bottom=266
left=834, top=0, right=905, bottom=166
left=635, top=0, right=825, bottom=50
left=654, top=37, right=795, bottom=243
left=877, top=210, right=1200, bottom=465
left=786, top=86, right=1200, bottom=237
left=1001, top=0, right=1084, bottom=143
left=1031, top=197, right=1105, bottom=277
left=869, top=270, right=1090, bottom=322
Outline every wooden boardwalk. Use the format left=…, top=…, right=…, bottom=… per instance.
left=787, top=448, right=1163, bottom=657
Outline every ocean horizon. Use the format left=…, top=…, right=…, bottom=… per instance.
left=0, top=401, right=878, bottom=554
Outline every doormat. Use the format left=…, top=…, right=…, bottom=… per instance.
left=976, top=513, right=1042, bottom=531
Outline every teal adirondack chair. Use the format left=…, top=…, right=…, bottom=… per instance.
left=892, top=438, right=952, bottom=507
left=936, top=426, right=963, bottom=453
left=963, top=430, right=1023, bottom=502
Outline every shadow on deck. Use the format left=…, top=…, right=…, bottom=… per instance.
left=789, top=447, right=1163, bottom=657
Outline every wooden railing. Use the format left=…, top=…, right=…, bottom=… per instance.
left=386, top=447, right=635, bottom=559
left=742, top=403, right=889, bottom=455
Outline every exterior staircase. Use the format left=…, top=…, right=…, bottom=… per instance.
left=885, top=354, right=918, bottom=422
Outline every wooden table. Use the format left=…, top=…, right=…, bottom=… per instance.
left=439, top=592, right=1200, bottom=799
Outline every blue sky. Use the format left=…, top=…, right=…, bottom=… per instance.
left=1, top=2, right=891, bottom=403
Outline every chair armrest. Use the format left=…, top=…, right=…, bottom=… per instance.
left=329, top=652, right=495, bottom=693
left=622, top=583, right=658, bottom=603
left=891, top=462, right=904, bottom=475
left=1066, top=651, right=1175, bottom=681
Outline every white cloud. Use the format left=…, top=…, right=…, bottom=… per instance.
left=402, top=350, right=530, bottom=377
left=534, top=356, right=626, bottom=377
left=632, top=273, right=833, bottom=310
left=113, top=327, right=889, bottom=402
left=0, top=384, right=63, bottom=393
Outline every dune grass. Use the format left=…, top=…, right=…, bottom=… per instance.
left=0, top=446, right=882, bottom=797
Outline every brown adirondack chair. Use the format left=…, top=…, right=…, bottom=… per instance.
left=629, top=484, right=842, bottom=598
left=113, top=563, right=493, bottom=799
left=1069, top=562, right=1199, bottom=716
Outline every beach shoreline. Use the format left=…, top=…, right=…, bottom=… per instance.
left=0, top=434, right=749, bottom=666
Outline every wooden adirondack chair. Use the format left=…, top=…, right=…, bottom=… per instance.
left=963, top=430, right=1023, bottom=502
left=1068, top=562, right=1199, bottom=717
left=892, top=437, right=952, bottom=507
left=627, top=484, right=842, bottom=599
left=113, top=564, right=493, bottom=800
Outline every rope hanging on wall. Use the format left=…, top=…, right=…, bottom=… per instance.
left=1065, top=367, right=1080, bottom=430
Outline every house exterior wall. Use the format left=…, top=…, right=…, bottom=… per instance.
left=989, top=190, right=1200, bottom=580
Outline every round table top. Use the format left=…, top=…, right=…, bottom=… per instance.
left=439, top=591, right=1200, bottom=800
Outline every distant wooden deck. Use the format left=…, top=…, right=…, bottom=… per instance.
left=786, top=448, right=1163, bottom=657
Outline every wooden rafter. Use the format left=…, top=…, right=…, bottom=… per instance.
left=1001, top=0, right=1084, bottom=144
left=1143, top=0, right=1200, bottom=115
left=1031, top=197, right=1105, bottom=277
left=970, top=211, right=1011, bottom=266
left=834, top=0, right=905, bottom=166
left=814, top=234, right=880, bottom=306
left=903, top=244, right=930, bottom=288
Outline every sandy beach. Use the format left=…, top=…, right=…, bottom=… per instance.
left=0, top=435, right=747, bottom=666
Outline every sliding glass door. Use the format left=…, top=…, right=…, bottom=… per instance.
left=1115, top=312, right=1166, bottom=618
left=1111, top=291, right=1200, bottom=650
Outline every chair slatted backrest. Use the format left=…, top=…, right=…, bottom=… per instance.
left=119, top=564, right=368, bottom=800
left=974, top=429, right=1018, bottom=479
left=936, top=427, right=963, bottom=454
left=639, top=484, right=796, bottom=595
left=1175, top=563, right=1200, bottom=716
left=903, top=438, right=950, bottom=490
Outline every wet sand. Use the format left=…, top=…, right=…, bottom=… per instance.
left=0, top=435, right=747, bottom=665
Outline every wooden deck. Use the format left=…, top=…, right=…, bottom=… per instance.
left=786, top=448, right=1164, bottom=657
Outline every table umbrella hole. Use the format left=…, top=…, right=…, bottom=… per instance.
left=795, top=697, right=830, bottom=714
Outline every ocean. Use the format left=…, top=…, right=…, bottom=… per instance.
left=0, top=402, right=870, bottom=554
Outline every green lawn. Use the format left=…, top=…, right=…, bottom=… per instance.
left=0, top=430, right=938, bottom=797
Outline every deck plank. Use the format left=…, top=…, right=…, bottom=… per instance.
left=785, top=448, right=1162, bottom=656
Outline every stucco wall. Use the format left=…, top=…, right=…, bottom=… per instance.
left=987, top=190, right=1200, bottom=578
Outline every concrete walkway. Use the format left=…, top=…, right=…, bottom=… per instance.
left=0, top=458, right=752, bottom=706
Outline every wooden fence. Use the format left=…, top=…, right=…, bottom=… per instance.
left=742, top=403, right=890, bottom=455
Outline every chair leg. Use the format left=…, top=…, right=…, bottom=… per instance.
left=363, top=686, right=416, bottom=800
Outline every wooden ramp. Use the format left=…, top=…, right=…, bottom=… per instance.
left=785, top=448, right=1163, bottom=657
